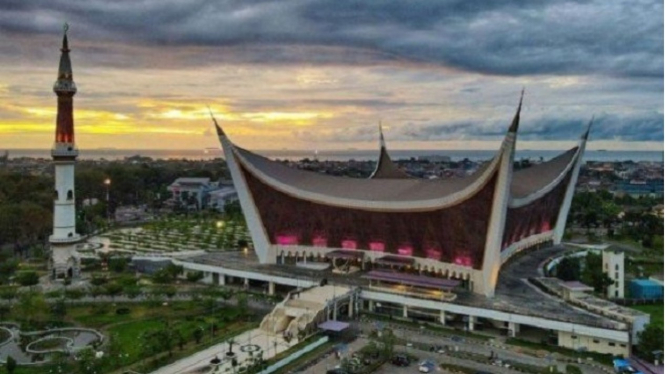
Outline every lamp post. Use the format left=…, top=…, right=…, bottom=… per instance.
left=104, top=178, right=111, bottom=226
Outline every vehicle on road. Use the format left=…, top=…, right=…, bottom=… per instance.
left=418, top=359, right=436, bottom=373
left=391, top=354, right=410, bottom=367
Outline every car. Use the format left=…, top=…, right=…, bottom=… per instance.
left=418, top=360, right=436, bottom=373
left=391, top=354, right=410, bottom=367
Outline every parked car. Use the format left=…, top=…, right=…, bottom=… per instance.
left=418, top=359, right=437, bottom=373
left=391, top=354, right=410, bottom=367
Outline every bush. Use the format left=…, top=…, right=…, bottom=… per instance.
left=15, top=271, right=39, bottom=287
left=115, top=307, right=131, bottom=315
left=566, top=364, right=583, bottom=374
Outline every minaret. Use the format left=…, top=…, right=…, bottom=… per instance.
left=49, top=24, right=81, bottom=279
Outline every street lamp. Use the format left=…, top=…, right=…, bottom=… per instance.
left=104, top=178, right=111, bottom=225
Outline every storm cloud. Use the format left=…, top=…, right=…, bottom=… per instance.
left=0, top=0, right=662, bottom=77
left=0, top=0, right=661, bottom=150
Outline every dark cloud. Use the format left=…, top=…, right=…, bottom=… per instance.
left=0, top=0, right=661, bottom=77
left=400, top=112, right=664, bottom=142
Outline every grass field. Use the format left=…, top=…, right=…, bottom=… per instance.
left=630, top=304, right=664, bottom=328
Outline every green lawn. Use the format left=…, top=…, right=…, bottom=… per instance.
left=630, top=304, right=664, bottom=328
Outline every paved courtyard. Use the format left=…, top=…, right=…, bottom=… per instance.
left=151, top=328, right=296, bottom=374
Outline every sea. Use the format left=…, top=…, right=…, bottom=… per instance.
left=5, top=148, right=663, bottom=163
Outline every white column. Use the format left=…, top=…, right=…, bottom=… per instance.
left=553, top=126, right=590, bottom=244
left=508, top=321, right=519, bottom=337
left=219, top=273, right=226, bottom=285
left=368, top=300, right=375, bottom=312
left=333, top=301, right=338, bottom=320
left=480, top=134, right=515, bottom=297
left=467, top=316, right=475, bottom=331
left=439, top=310, right=446, bottom=326
left=218, top=134, right=274, bottom=264
left=402, top=305, right=408, bottom=318
left=268, top=281, right=275, bottom=295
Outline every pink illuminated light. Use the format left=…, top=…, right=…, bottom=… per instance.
left=397, top=245, right=413, bottom=256
left=341, top=239, right=357, bottom=249
left=453, top=255, right=473, bottom=268
left=276, top=234, right=299, bottom=246
left=369, top=241, right=385, bottom=252
left=425, top=248, right=442, bottom=259
left=312, top=235, right=327, bottom=247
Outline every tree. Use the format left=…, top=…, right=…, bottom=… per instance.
left=637, top=324, right=664, bottom=361
left=193, top=327, right=204, bottom=344
left=16, top=292, right=47, bottom=325
left=5, top=355, right=16, bottom=374
left=16, top=270, right=39, bottom=288
left=104, top=282, right=124, bottom=301
left=556, top=257, right=581, bottom=281
left=0, top=304, right=10, bottom=320
left=77, top=347, right=103, bottom=374
left=186, top=271, right=204, bottom=283
left=109, top=258, right=128, bottom=273
left=124, top=285, right=142, bottom=299
left=51, top=298, right=67, bottom=321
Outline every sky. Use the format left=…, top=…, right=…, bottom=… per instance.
left=0, top=0, right=663, bottom=152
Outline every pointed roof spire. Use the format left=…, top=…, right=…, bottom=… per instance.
left=207, top=106, right=225, bottom=136
left=56, top=23, right=73, bottom=84
left=370, top=122, right=411, bottom=179
left=61, top=23, right=70, bottom=52
left=508, top=88, right=524, bottom=133
left=379, top=121, right=386, bottom=149
left=582, top=116, right=594, bottom=140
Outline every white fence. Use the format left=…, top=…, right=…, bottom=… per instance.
left=260, top=336, right=329, bottom=374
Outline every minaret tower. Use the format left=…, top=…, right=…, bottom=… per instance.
left=50, top=24, right=81, bottom=279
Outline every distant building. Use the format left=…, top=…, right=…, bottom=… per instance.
left=418, top=155, right=451, bottom=163
left=614, top=179, right=664, bottom=197
left=167, top=177, right=219, bottom=209
left=603, top=250, right=625, bottom=299
left=629, top=279, right=663, bottom=300
left=207, top=186, right=238, bottom=212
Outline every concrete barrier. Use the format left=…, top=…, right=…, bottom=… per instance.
left=260, top=336, right=329, bottom=374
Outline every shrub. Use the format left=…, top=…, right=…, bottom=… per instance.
left=566, top=364, right=583, bottom=374
left=115, top=307, right=131, bottom=315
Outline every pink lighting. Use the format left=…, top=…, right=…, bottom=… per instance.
left=369, top=241, right=385, bottom=252
left=312, top=235, right=327, bottom=247
left=341, top=239, right=357, bottom=249
left=541, top=221, right=551, bottom=232
left=397, top=245, right=413, bottom=256
left=425, top=248, right=442, bottom=259
left=276, top=234, right=299, bottom=246
left=453, top=255, right=473, bottom=267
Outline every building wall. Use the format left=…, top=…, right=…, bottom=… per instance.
left=557, top=331, right=629, bottom=356
left=603, top=251, right=625, bottom=299
left=240, top=163, right=497, bottom=270
left=503, top=171, right=571, bottom=250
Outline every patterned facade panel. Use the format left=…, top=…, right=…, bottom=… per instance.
left=56, top=95, right=75, bottom=143
left=240, top=164, right=497, bottom=270
left=502, top=170, right=572, bottom=250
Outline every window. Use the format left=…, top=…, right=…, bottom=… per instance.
left=609, top=342, right=616, bottom=347
left=54, top=190, right=59, bottom=200
left=615, top=272, right=619, bottom=280
left=620, top=344, right=626, bottom=348
left=615, top=264, right=619, bottom=270
left=593, top=339, right=600, bottom=344
left=571, top=335, right=577, bottom=340
left=67, top=190, right=73, bottom=200
left=68, top=232, right=73, bottom=237
left=615, top=290, right=619, bottom=297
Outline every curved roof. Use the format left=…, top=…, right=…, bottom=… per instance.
left=510, top=147, right=579, bottom=199
left=369, top=146, right=412, bottom=179
left=233, top=145, right=497, bottom=206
